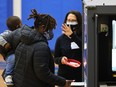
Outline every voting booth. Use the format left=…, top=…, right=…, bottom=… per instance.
left=83, top=0, right=116, bottom=87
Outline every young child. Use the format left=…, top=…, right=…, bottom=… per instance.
left=0, top=16, right=22, bottom=86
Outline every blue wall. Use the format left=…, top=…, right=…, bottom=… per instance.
left=22, top=0, right=82, bottom=50
left=0, top=0, right=82, bottom=50
left=0, top=0, right=13, bottom=33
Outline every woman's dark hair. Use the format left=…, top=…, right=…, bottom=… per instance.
left=6, top=16, right=21, bottom=31
left=64, top=10, right=82, bottom=35
left=28, top=9, right=57, bottom=31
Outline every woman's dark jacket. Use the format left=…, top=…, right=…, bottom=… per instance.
left=4, top=25, right=66, bottom=87
left=54, top=33, right=82, bottom=82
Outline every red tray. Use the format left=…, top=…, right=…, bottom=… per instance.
left=66, top=59, right=81, bottom=68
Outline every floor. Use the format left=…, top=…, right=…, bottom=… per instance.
left=0, top=55, right=7, bottom=87
left=0, top=54, right=116, bottom=87
left=0, top=69, right=7, bottom=87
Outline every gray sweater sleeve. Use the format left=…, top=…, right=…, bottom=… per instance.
left=0, top=36, right=7, bottom=47
left=0, top=30, right=11, bottom=46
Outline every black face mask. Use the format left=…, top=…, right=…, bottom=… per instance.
left=67, top=24, right=78, bottom=31
left=66, top=21, right=78, bottom=31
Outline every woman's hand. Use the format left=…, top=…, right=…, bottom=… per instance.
left=61, top=24, right=73, bottom=37
left=61, top=56, right=68, bottom=65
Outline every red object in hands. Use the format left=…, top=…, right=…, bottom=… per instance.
left=66, top=59, right=81, bottom=68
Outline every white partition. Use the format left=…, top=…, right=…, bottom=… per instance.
left=112, top=20, right=116, bottom=71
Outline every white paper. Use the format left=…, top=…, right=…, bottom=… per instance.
left=71, top=82, right=85, bottom=86
left=71, top=42, right=79, bottom=49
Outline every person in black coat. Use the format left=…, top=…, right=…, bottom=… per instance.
left=3, top=9, right=74, bottom=87
left=54, top=10, right=82, bottom=86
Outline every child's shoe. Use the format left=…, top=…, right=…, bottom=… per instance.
left=4, top=75, right=14, bottom=86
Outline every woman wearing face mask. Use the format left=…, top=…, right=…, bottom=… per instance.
left=54, top=10, right=82, bottom=87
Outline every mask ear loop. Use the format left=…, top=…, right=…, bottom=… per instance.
left=44, top=15, right=50, bottom=32
left=44, top=15, right=50, bottom=35
left=68, top=24, right=71, bottom=29
left=66, top=23, right=72, bottom=31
